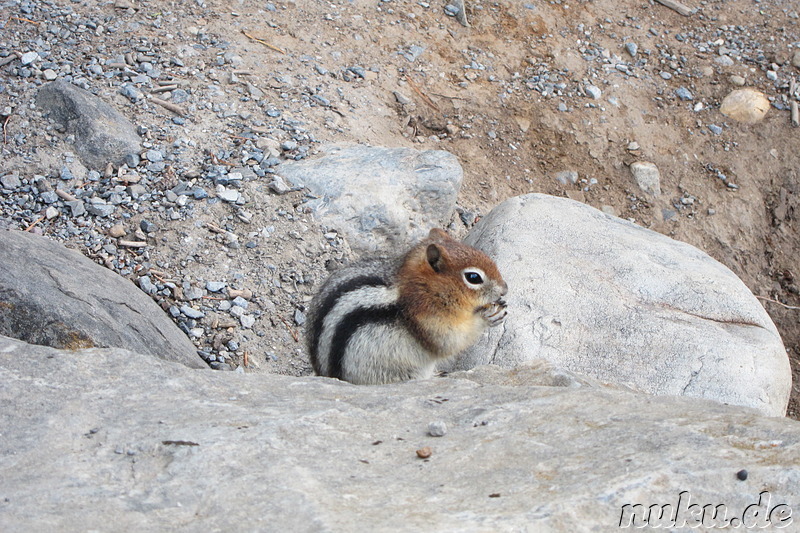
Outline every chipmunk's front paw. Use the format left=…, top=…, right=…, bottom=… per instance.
left=479, top=299, right=507, bottom=327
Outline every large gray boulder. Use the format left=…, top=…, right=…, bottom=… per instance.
left=446, top=194, right=790, bottom=416
left=0, top=336, right=797, bottom=531
left=278, top=144, right=462, bottom=254
left=0, top=230, right=205, bottom=369
left=36, top=80, right=141, bottom=170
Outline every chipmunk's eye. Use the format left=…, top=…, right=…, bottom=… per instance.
left=463, top=269, right=484, bottom=287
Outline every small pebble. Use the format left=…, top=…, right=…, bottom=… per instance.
left=180, top=305, right=205, bottom=319
left=428, top=421, right=447, bottom=437
left=585, top=85, right=602, bottom=99
left=206, top=281, right=226, bottom=292
left=140, top=220, right=158, bottom=233
left=416, top=446, right=433, bottom=459
left=20, top=51, right=39, bottom=65
left=108, top=224, right=126, bottom=238
left=736, top=469, right=748, bottom=481
left=675, top=87, right=693, bottom=101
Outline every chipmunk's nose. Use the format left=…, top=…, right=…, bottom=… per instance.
left=498, top=280, right=508, bottom=297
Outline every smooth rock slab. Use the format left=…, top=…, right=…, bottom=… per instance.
left=36, top=80, right=141, bottom=170
left=0, top=338, right=797, bottom=531
left=278, top=144, right=463, bottom=254
left=447, top=194, right=790, bottom=416
left=0, top=230, right=205, bottom=369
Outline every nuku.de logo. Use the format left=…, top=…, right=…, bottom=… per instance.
left=619, top=490, right=792, bottom=529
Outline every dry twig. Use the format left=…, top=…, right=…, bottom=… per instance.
left=149, top=96, right=186, bottom=116
left=24, top=215, right=45, bottom=232
left=279, top=315, right=300, bottom=342
left=9, top=16, right=39, bottom=25
left=405, top=77, right=440, bottom=112
left=242, top=30, right=286, bottom=54
left=757, top=296, right=800, bottom=311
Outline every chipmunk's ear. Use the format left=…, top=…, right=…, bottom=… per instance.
left=426, top=243, right=444, bottom=272
left=428, top=228, right=450, bottom=242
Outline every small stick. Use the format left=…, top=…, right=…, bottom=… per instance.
left=151, top=84, right=178, bottom=93
left=9, top=16, right=40, bottom=25
left=278, top=315, right=300, bottom=342
left=209, top=154, right=237, bottom=167
left=118, top=240, right=148, bottom=248
left=243, top=350, right=249, bottom=368
left=756, top=295, right=800, bottom=310
left=405, top=77, right=440, bottom=112
left=149, top=96, right=186, bottom=116
left=654, top=0, right=694, bottom=16
left=205, top=222, right=227, bottom=234
left=202, top=295, right=226, bottom=301
left=55, top=189, right=78, bottom=202
left=241, top=30, right=286, bottom=54
left=2, top=114, right=9, bottom=144
left=24, top=215, right=45, bottom=232
left=791, top=101, right=799, bottom=128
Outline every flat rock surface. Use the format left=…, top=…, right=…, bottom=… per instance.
left=0, top=230, right=205, bottom=369
left=0, top=336, right=797, bottom=531
left=449, top=194, right=790, bottom=417
left=278, top=144, right=463, bottom=254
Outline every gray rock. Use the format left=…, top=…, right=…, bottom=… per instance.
left=0, top=338, right=797, bottom=531
left=585, top=84, right=602, bottom=99
left=624, top=42, right=638, bottom=57
left=20, top=51, right=39, bottom=65
left=139, top=220, right=158, bottom=233
left=629, top=161, right=662, bottom=197
left=138, top=275, right=158, bottom=296
left=268, top=175, right=294, bottom=195
left=427, top=420, right=447, bottom=437
left=86, top=203, right=115, bottom=217
left=217, top=189, right=241, bottom=203
left=1, top=174, right=21, bottom=190
left=232, top=296, right=248, bottom=309
left=184, top=286, right=205, bottom=301
left=446, top=194, right=790, bottom=416
left=240, top=314, right=255, bottom=328
left=206, top=281, right=226, bottom=293
left=39, top=191, right=58, bottom=204
left=278, top=144, right=463, bottom=254
left=554, top=170, right=578, bottom=185
left=66, top=200, right=86, bottom=217
left=36, top=81, right=141, bottom=170
left=0, top=230, right=205, bottom=368
left=715, top=55, right=735, bottom=66
left=675, top=87, right=693, bottom=101
left=180, top=305, right=205, bottom=319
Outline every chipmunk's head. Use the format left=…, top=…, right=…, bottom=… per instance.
left=398, top=228, right=508, bottom=339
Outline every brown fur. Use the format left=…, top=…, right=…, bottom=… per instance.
left=397, top=229, right=507, bottom=358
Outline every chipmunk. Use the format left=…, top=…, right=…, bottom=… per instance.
left=306, top=228, right=508, bottom=385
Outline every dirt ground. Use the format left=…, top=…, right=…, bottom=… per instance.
left=2, top=0, right=798, bottom=417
